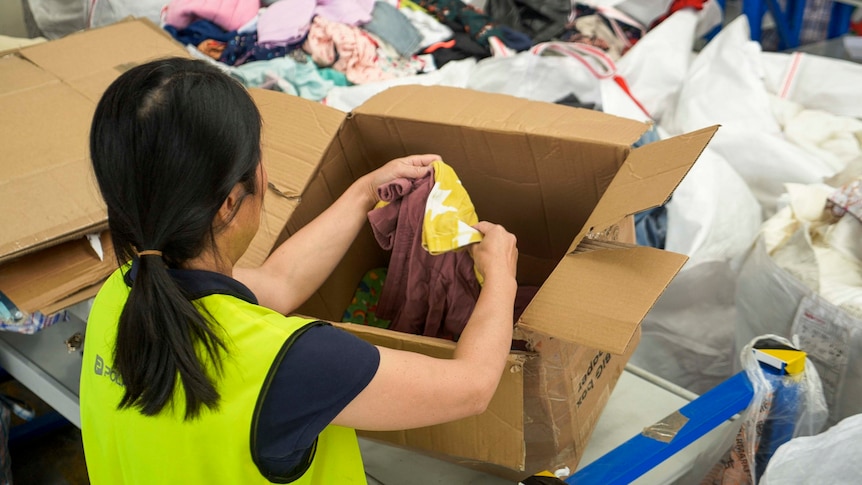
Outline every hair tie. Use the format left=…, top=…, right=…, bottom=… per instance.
left=138, top=249, right=163, bottom=258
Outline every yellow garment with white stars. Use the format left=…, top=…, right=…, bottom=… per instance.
left=422, top=160, right=483, bottom=283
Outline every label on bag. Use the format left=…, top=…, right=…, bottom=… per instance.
left=792, top=295, right=852, bottom=412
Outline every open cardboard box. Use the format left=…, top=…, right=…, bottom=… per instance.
left=242, top=87, right=717, bottom=476
left=0, top=19, right=189, bottom=328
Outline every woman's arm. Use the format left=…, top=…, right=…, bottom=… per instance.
left=236, top=154, right=438, bottom=314
left=332, top=222, right=519, bottom=430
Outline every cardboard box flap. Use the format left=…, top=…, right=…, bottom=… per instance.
left=17, top=19, right=188, bottom=103
left=0, top=75, right=104, bottom=264
left=353, top=85, right=648, bottom=146
left=240, top=89, right=347, bottom=267
left=566, top=126, right=719, bottom=254
left=0, top=232, right=115, bottom=320
left=0, top=18, right=189, bottom=264
left=0, top=55, right=58, bottom=96
left=517, top=242, right=687, bottom=354
left=0, top=80, right=106, bottom=263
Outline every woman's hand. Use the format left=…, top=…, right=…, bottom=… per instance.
left=469, top=221, right=518, bottom=283
left=334, top=219, right=519, bottom=432
left=360, top=154, right=440, bottom=206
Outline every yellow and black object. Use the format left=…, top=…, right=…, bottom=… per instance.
left=519, top=470, right=567, bottom=484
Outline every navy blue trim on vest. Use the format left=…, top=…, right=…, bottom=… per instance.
left=251, top=320, right=327, bottom=483
left=124, top=260, right=258, bottom=305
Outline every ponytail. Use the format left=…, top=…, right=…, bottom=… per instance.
left=91, top=58, right=262, bottom=419
left=116, top=254, right=224, bottom=419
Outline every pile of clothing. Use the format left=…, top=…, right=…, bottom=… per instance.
left=160, top=0, right=702, bottom=100
left=162, top=0, right=534, bottom=95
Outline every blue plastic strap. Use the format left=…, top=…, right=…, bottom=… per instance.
left=743, top=0, right=769, bottom=42
left=762, top=0, right=805, bottom=49
left=568, top=371, right=754, bottom=485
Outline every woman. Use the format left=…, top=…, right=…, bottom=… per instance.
left=79, top=57, right=518, bottom=484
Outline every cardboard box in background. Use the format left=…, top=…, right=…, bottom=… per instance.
left=0, top=19, right=189, bottom=330
left=0, top=232, right=115, bottom=333
left=241, top=86, right=717, bottom=476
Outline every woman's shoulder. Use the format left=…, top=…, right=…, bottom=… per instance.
left=204, top=295, right=322, bottom=327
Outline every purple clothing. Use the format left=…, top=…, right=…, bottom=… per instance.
left=258, top=0, right=376, bottom=46
left=257, top=0, right=316, bottom=46
left=315, top=0, right=376, bottom=26
left=369, top=174, right=481, bottom=341
left=376, top=177, right=412, bottom=202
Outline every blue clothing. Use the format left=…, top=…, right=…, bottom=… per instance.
left=497, top=25, right=532, bottom=51
left=634, top=206, right=668, bottom=249
left=231, top=54, right=336, bottom=100
left=364, top=1, right=423, bottom=57
left=164, top=19, right=234, bottom=46
left=219, top=31, right=299, bottom=67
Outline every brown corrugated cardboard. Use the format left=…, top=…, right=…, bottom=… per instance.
left=331, top=322, right=528, bottom=470
left=0, top=18, right=188, bottom=265
left=0, top=234, right=115, bottom=335
left=238, top=90, right=346, bottom=268
left=14, top=19, right=187, bottom=103
left=518, top=127, right=717, bottom=355
left=246, top=83, right=717, bottom=475
left=0, top=19, right=189, bottom=328
left=0, top=233, right=115, bottom=325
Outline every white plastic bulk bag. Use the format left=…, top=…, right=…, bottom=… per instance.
left=466, top=51, right=602, bottom=105
left=761, top=51, right=862, bottom=119
left=323, top=58, right=477, bottom=112
left=662, top=16, right=779, bottom=136
left=760, top=413, right=862, bottom=484
left=707, top=128, right=837, bottom=218
left=630, top=260, right=739, bottom=394
left=735, top=185, right=862, bottom=424
left=663, top=146, right=762, bottom=264
left=663, top=16, right=846, bottom=217
left=614, top=9, right=699, bottom=123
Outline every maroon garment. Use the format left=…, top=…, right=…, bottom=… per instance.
left=368, top=173, right=481, bottom=341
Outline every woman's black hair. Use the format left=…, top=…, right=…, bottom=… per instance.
left=90, top=57, right=262, bottom=419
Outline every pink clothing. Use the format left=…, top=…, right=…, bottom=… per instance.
left=164, top=0, right=259, bottom=31
left=302, top=16, right=392, bottom=85
left=368, top=173, right=481, bottom=341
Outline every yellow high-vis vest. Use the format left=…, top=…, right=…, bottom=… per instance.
left=80, top=267, right=367, bottom=484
